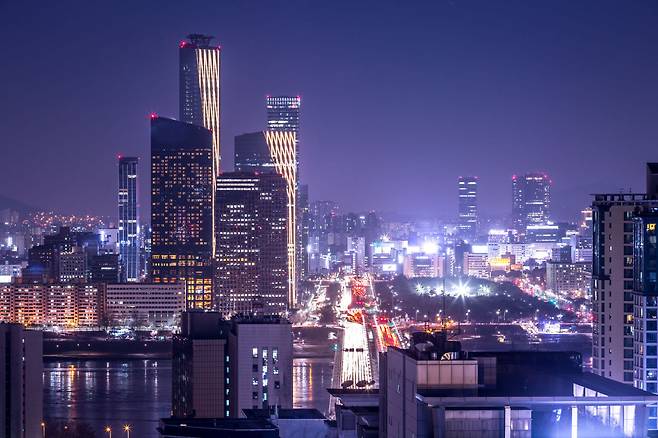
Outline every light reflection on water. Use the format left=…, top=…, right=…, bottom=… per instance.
left=293, top=357, right=334, bottom=416
left=45, top=356, right=334, bottom=438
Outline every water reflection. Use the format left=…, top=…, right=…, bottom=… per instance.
left=45, top=357, right=334, bottom=438
left=293, top=358, right=333, bottom=415
left=44, top=360, right=169, bottom=438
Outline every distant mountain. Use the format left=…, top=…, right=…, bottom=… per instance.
left=0, top=193, right=38, bottom=215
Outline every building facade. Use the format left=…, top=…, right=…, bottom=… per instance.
left=512, top=173, right=551, bottom=231
left=546, top=261, right=591, bottom=299
left=105, top=283, right=185, bottom=328
left=150, top=116, right=214, bottom=310
left=457, top=176, right=478, bottom=241
left=264, top=131, right=298, bottom=308
left=118, top=156, right=139, bottom=282
left=0, top=283, right=105, bottom=328
left=0, top=324, right=42, bottom=438
left=228, top=316, right=293, bottom=417
left=591, top=193, right=658, bottom=384
left=172, top=313, right=293, bottom=420
left=214, top=173, right=288, bottom=316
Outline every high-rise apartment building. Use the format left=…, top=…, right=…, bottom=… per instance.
left=215, top=173, right=288, bottom=316
left=118, top=156, right=139, bottom=282
left=592, top=164, right=658, bottom=386
left=150, top=116, right=214, bottom=310
left=512, top=173, right=551, bottom=230
left=0, top=324, right=42, bottom=438
left=591, top=193, right=654, bottom=383
left=457, top=176, right=478, bottom=241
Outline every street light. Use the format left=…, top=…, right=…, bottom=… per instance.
left=123, top=424, right=131, bottom=438
left=40, top=422, right=45, bottom=438
left=105, top=426, right=112, bottom=438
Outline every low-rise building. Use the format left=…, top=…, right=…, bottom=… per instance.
left=106, top=283, right=184, bottom=328
left=0, top=283, right=105, bottom=327
left=376, top=331, right=658, bottom=438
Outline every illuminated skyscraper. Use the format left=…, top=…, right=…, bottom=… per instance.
left=265, top=130, right=298, bottom=308
left=180, top=34, right=221, bottom=255
left=118, top=156, right=139, bottom=282
left=150, top=116, right=214, bottom=310
left=512, top=173, right=551, bottom=230
left=267, top=96, right=302, bottom=291
left=457, top=176, right=478, bottom=241
left=215, top=173, right=288, bottom=316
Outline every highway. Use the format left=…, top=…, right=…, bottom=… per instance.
left=333, top=273, right=402, bottom=389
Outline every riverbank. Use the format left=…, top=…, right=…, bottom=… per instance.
left=44, top=325, right=338, bottom=360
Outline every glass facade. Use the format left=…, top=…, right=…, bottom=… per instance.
left=118, top=156, right=139, bottom=282
left=512, top=173, right=551, bottom=230
left=457, top=176, right=478, bottom=241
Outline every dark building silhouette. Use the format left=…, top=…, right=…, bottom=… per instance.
left=150, top=116, right=214, bottom=310
left=234, top=132, right=274, bottom=173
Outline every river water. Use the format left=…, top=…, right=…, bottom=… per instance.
left=44, top=357, right=334, bottom=438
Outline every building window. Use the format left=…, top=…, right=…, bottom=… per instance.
left=252, top=347, right=258, bottom=358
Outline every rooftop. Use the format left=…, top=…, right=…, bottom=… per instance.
left=243, top=408, right=325, bottom=420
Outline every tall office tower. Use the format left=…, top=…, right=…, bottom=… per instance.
left=227, top=315, right=293, bottom=417
left=264, top=131, right=298, bottom=308
left=234, top=132, right=275, bottom=173
left=267, top=97, right=301, bottom=293
left=457, top=176, right=478, bottom=241
left=150, top=116, right=214, bottom=310
left=180, top=34, right=221, bottom=259
left=299, top=184, right=310, bottom=280
left=592, top=164, right=658, bottom=385
left=118, top=156, right=139, bottom=282
left=512, top=173, right=551, bottom=231
left=0, top=324, right=43, bottom=438
left=173, top=312, right=229, bottom=419
left=215, top=173, right=288, bottom=316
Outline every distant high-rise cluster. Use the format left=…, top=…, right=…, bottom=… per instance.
left=512, top=173, right=551, bottom=230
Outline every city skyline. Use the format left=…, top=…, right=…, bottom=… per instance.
left=2, top=1, right=657, bottom=221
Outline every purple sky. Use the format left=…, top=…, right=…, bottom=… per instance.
left=1, top=0, right=657, bottom=222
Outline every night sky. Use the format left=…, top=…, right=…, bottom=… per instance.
left=1, top=1, right=657, bottom=222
